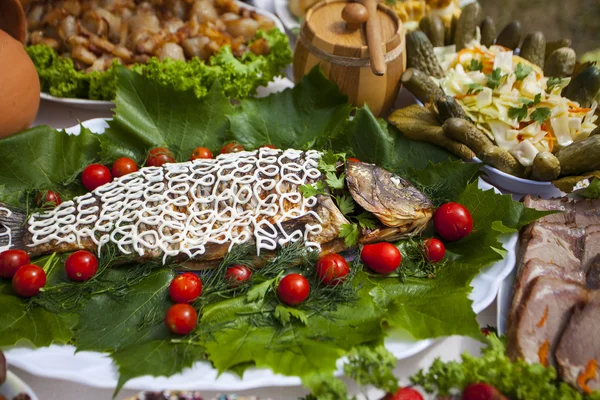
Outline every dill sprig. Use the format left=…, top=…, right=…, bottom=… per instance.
left=30, top=244, right=164, bottom=313
left=193, top=244, right=258, bottom=310
left=397, top=238, right=446, bottom=280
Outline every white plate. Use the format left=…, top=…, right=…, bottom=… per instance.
left=5, top=122, right=517, bottom=390
left=0, top=371, right=39, bottom=400
left=39, top=1, right=287, bottom=110
left=274, top=0, right=301, bottom=34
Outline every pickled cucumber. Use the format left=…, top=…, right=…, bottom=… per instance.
left=406, top=31, right=444, bottom=78
left=556, top=135, right=600, bottom=176
left=545, top=38, right=571, bottom=62
left=544, top=47, right=576, bottom=78
left=454, top=2, right=481, bottom=50
left=496, top=21, right=522, bottom=50
left=531, top=151, right=560, bottom=181
left=479, top=17, right=496, bottom=47
left=419, top=15, right=445, bottom=48
left=388, top=106, right=476, bottom=160
left=401, top=68, right=444, bottom=104
left=562, top=65, right=600, bottom=108
left=442, top=118, right=493, bottom=155
left=520, top=32, right=546, bottom=69
left=437, top=96, right=466, bottom=121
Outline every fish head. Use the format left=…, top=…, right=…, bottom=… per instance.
left=345, top=160, right=435, bottom=237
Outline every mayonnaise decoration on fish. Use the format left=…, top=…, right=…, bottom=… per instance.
left=0, top=148, right=435, bottom=269
left=27, top=149, right=325, bottom=262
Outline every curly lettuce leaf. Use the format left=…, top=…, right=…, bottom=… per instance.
left=26, top=29, right=291, bottom=101
left=411, top=334, right=600, bottom=400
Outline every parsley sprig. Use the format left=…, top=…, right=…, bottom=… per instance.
left=546, top=77, right=564, bottom=92
left=300, top=151, right=378, bottom=247
left=486, top=68, right=505, bottom=89
left=515, top=63, right=533, bottom=80
left=468, top=59, right=484, bottom=72
left=508, top=93, right=550, bottom=124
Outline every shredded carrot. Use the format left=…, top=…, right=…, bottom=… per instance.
left=577, top=359, right=598, bottom=394
left=454, top=93, right=475, bottom=100
left=546, top=132, right=554, bottom=152
left=538, top=339, right=550, bottom=367
left=536, top=306, right=549, bottom=327
left=570, top=106, right=592, bottom=113
left=457, top=48, right=493, bottom=65
left=496, top=45, right=512, bottom=51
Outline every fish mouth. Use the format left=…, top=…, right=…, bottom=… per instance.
left=345, top=160, right=434, bottom=237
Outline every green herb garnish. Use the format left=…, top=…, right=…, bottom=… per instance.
left=546, top=77, right=564, bottom=92
left=515, top=63, right=533, bottom=80
left=466, top=83, right=485, bottom=95
left=530, top=107, right=552, bottom=124
left=486, top=68, right=504, bottom=89
left=469, top=59, right=484, bottom=72
left=508, top=104, right=529, bottom=122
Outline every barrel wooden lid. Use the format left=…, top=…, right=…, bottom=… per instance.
left=302, top=0, right=402, bottom=59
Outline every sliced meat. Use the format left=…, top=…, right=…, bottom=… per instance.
left=516, top=223, right=584, bottom=275
left=507, top=277, right=587, bottom=368
left=556, top=292, right=600, bottom=393
left=583, top=225, right=600, bottom=273
left=509, top=258, right=586, bottom=325
left=523, top=196, right=576, bottom=225
left=586, top=256, right=600, bottom=290
left=575, top=199, right=600, bottom=228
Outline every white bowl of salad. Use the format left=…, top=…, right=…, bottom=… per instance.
left=433, top=41, right=598, bottom=197
left=471, top=157, right=563, bottom=197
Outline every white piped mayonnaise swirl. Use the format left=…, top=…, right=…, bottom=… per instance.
left=27, top=148, right=325, bottom=263
left=0, top=207, right=12, bottom=252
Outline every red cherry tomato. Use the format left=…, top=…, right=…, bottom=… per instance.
left=261, top=144, right=277, bottom=149
left=315, top=253, right=349, bottom=285
left=423, top=238, right=445, bottom=263
left=220, top=143, right=244, bottom=154
left=169, top=272, right=202, bottom=303
left=165, top=303, right=198, bottom=335
left=361, top=243, right=402, bottom=274
left=65, top=250, right=99, bottom=281
left=81, top=164, right=112, bottom=191
left=383, top=387, right=424, bottom=400
left=146, top=148, right=175, bottom=167
left=226, top=265, right=252, bottom=287
left=347, top=157, right=360, bottom=163
left=277, top=273, right=310, bottom=306
left=434, top=202, right=473, bottom=242
left=190, top=147, right=213, bottom=161
left=111, top=157, right=138, bottom=178
left=35, top=190, right=61, bottom=208
left=462, top=383, right=503, bottom=400
left=0, top=250, right=30, bottom=278
left=12, top=264, right=46, bottom=297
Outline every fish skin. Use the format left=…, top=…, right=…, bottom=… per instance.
left=345, top=160, right=435, bottom=240
left=1, top=149, right=433, bottom=268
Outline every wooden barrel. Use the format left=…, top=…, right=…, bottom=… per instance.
left=293, top=0, right=405, bottom=117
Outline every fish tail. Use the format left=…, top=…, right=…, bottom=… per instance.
left=0, top=202, right=27, bottom=252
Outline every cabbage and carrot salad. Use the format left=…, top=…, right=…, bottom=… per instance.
left=433, top=42, right=598, bottom=167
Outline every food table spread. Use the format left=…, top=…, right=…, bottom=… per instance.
left=1, top=0, right=599, bottom=399
left=25, top=94, right=497, bottom=400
